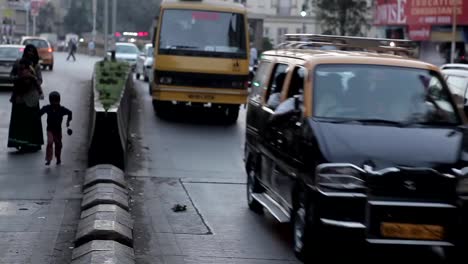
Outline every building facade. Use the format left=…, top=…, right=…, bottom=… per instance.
left=231, top=0, right=377, bottom=50
left=374, top=0, right=468, bottom=65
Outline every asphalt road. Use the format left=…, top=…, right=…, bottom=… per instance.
left=0, top=52, right=98, bottom=264
left=128, top=78, right=451, bottom=264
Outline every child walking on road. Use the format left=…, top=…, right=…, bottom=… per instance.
left=40, top=91, right=72, bottom=165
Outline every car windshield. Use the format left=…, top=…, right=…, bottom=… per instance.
left=23, top=39, right=48, bottom=48
left=146, top=47, right=154, bottom=56
left=313, top=64, right=460, bottom=125
left=0, top=47, right=21, bottom=59
left=116, top=45, right=139, bottom=54
left=159, top=9, right=247, bottom=58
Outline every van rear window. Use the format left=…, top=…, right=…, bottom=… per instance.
left=23, top=39, right=48, bottom=48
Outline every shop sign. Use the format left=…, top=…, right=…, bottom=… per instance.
left=408, top=24, right=431, bottom=40
left=374, top=0, right=468, bottom=26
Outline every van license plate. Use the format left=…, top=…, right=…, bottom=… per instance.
left=381, top=222, right=444, bottom=240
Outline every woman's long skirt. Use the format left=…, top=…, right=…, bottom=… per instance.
left=7, top=102, right=44, bottom=150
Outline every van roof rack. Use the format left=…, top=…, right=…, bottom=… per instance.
left=277, top=34, right=417, bottom=56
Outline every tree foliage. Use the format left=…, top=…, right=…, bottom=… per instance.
left=63, top=1, right=92, bottom=35
left=37, top=3, right=58, bottom=33
left=95, top=0, right=161, bottom=32
left=311, top=0, right=370, bottom=36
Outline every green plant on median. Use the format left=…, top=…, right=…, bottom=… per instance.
left=95, top=60, right=130, bottom=110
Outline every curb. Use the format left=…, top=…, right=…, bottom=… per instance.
left=72, top=165, right=135, bottom=264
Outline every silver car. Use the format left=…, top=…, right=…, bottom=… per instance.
left=136, top=43, right=154, bottom=82
left=0, top=44, right=24, bottom=87
left=441, top=63, right=468, bottom=106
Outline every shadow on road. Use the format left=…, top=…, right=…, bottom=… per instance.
left=155, top=106, right=241, bottom=127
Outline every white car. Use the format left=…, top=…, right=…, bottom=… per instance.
left=114, top=42, right=140, bottom=71
left=440, top=63, right=468, bottom=106
left=136, top=43, right=154, bottom=82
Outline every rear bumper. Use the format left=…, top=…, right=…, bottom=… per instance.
left=153, top=85, right=248, bottom=105
left=40, top=57, right=53, bottom=65
left=314, top=190, right=463, bottom=247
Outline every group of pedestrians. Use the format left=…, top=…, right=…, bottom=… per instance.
left=7, top=44, right=73, bottom=166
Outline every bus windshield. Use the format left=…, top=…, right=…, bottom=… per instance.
left=158, top=9, right=247, bottom=58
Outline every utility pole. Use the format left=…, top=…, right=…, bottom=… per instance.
left=112, top=0, right=117, bottom=47
left=104, top=0, right=109, bottom=56
left=450, top=3, right=457, bottom=63
left=25, top=2, right=29, bottom=36
left=32, top=15, right=36, bottom=36
left=92, top=0, right=97, bottom=42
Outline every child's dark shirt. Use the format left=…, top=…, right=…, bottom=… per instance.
left=40, top=105, right=72, bottom=133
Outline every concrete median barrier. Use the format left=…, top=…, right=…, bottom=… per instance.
left=81, top=184, right=130, bottom=211
left=84, top=165, right=127, bottom=189
left=88, top=66, right=133, bottom=170
left=71, top=240, right=135, bottom=264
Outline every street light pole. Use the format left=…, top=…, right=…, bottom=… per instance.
left=450, top=3, right=457, bottom=63
left=112, top=0, right=117, bottom=44
left=104, top=0, right=109, bottom=57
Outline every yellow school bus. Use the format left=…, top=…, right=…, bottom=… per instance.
left=152, top=0, right=250, bottom=123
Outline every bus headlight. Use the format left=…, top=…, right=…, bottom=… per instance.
left=159, top=77, right=173, bottom=85
left=317, top=164, right=365, bottom=191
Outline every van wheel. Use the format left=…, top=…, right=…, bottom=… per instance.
left=49, top=65, right=53, bottom=71
left=144, top=75, right=149, bottom=82
left=292, top=190, right=319, bottom=262
left=246, top=158, right=264, bottom=214
left=136, top=73, right=140, bottom=80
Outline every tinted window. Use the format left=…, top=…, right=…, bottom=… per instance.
left=23, top=39, right=48, bottom=48
left=116, top=45, right=139, bottom=54
left=266, top=64, right=288, bottom=110
left=0, top=47, right=21, bottom=59
left=251, top=61, right=271, bottom=97
left=314, top=64, right=459, bottom=125
left=287, top=67, right=305, bottom=98
left=159, top=9, right=247, bottom=58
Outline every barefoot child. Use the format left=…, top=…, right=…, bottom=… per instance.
left=40, top=91, right=72, bottom=165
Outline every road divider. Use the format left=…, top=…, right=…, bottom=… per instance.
left=88, top=61, right=133, bottom=170
left=72, top=165, right=135, bottom=264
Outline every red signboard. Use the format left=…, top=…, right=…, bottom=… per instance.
left=374, top=0, right=468, bottom=26
left=408, top=24, right=431, bottom=40
left=30, top=0, right=46, bottom=16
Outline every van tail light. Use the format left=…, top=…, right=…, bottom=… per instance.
left=48, top=48, right=53, bottom=53
left=19, top=48, right=24, bottom=52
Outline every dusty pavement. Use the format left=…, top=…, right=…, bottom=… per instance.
left=0, top=53, right=99, bottom=264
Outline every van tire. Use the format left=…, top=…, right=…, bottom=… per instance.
left=246, top=156, right=264, bottom=214
left=136, top=73, right=140, bottom=80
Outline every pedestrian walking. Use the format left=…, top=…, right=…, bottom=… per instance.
left=7, top=44, right=44, bottom=152
left=39, top=91, right=72, bottom=166
left=66, top=39, right=77, bottom=61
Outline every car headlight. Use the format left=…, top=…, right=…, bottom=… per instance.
left=316, top=164, right=365, bottom=191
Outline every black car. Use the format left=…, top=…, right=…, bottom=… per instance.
left=245, top=38, right=468, bottom=262
left=0, top=45, right=24, bottom=87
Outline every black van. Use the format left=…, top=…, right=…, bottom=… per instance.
left=244, top=36, right=468, bottom=262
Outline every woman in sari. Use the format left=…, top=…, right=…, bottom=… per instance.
left=7, top=44, right=44, bottom=152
